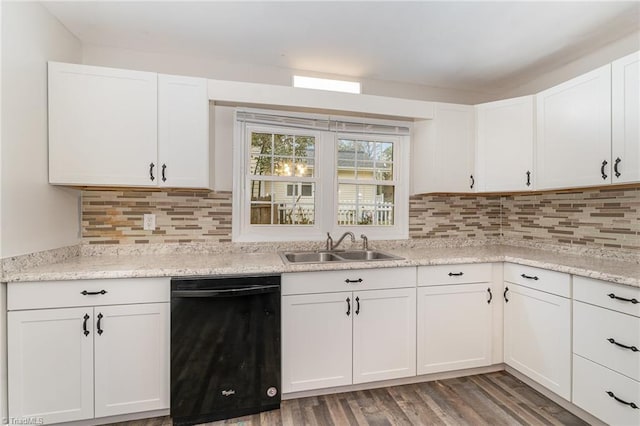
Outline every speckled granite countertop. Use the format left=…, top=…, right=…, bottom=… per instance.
left=4, top=245, right=639, bottom=287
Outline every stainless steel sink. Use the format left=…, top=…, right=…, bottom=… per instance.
left=279, top=249, right=403, bottom=264
left=337, top=250, right=397, bottom=261
left=283, top=252, right=342, bottom=263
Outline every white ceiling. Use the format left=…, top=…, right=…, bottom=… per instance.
left=42, top=1, right=640, bottom=94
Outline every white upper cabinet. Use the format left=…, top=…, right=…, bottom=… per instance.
left=612, top=51, right=640, bottom=184
left=48, top=63, right=210, bottom=188
left=412, top=103, right=475, bottom=194
left=48, top=62, right=158, bottom=186
left=476, top=96, right=534, bottom=192
left=536, top=64, right=612, bottom=190
left=158, top=74, right=210, bottom=188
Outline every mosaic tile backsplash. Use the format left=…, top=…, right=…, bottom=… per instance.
left=82, top=185, right=639, bottom=251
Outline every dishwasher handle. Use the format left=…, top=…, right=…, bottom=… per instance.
left=172, top=284, right=280, bottom=298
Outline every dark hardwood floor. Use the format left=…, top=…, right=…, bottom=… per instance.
left=113, top=372, right=588, bottom=426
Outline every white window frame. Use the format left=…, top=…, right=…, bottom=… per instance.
left=233, top=110, right=409, bottom=242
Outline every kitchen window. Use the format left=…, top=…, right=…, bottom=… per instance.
left=233, top=110, right=409, bottom=242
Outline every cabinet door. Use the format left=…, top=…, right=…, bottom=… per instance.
left=536, top=64, right=612, bottom=189
left=476, top=96, right=534, bottom=191
left=8, top=308, right=94, bottom=424
left=353, top=288, right=416, bottom=384
left=282, top=293, right=352, bottom=393
left=48, top=62, right=158, bottom=186
left=412, top=104, right=475, bottom=194
left=94, top=303, right=170, bottom=417
left=417, top=284, right=493, bottom=375
left=158, top=74, right=210, bottom=188
left=504, top=283, right=571, bottom=400
left=612, top=51, right=640, bottom=183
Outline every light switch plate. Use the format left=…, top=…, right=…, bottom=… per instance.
left=143, top=214, right=156, bottom=230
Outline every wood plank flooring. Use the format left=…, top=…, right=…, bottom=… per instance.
left=112, top=372, right=588, bottom=426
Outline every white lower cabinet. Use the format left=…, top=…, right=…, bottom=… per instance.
left=573, top=354, right=640, bottom=426
left=7, top=279, right=170, bottom=424
left=94, top=303, right=170, bottom=417
left=8, top=307, right=95, bottom=424
left=504, top=283, right=571, bottom=400
left=417, top=283, right=493, bottom=374
left=352, top=288, right=416, bottom=384
left=281, top=292, right=353, bottom=393
left=281, top=269, right=417, bottom=394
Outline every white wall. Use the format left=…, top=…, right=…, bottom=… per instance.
left=1, top=1, right=82, bottom=258
left=82, top=44, right=492, bottom=105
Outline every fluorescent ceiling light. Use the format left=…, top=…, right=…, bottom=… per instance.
left=293, top=76, right=361, bottom=94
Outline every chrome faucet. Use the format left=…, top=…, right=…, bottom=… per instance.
left=360, top=234, right=369, bottom=250
left=326, top=231, right=355, bottom=251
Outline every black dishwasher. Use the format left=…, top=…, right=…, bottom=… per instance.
left=170, top=275, right=281, bottom=425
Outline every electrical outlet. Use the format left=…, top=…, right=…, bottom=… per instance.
left=143, top=214, right=156, bottom=231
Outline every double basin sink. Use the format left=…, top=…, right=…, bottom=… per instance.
left=280, top=249, right=404, bottom=264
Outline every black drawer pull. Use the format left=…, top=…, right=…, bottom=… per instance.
left=345, top=278, right=363, bottom=284
left=504, top=287, right=509, bottom=303
left=608, top=293, right=639, bottom=304
left=470, top=175, right=475, bottom=189
left=614, top=157, right=621, bottom=178
left=97, top=313, right=104, bottom=335
left=149, top=162, right=155, bottom=181
left=161, top=164, right=167, bottom=182
left=607, top=338, right=639, bottom=352
left=487, top=288, right=492, bottom=304
left=606, top=391, right=638, bottom=409
left=448, top=272, right=464, bottom=277
left=355, top=296, right=360, bottom=315
left=346, top=297, right=351, bottom=316
left=601, top=160, right=608, bottom=180
left=82, top=314, right=90, bottom=337
left=81, top=290, right=107, bottom=296
left=520, top=274, right=539, bottom=281
left=526, top=170, right=531, bottom=187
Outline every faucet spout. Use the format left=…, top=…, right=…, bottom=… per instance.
left=330, top=232, right=356, bottom=251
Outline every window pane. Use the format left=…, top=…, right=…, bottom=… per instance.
left=294, top=137, right=316, bottom=158
left=251, top=133, right=273, bottom=155
left=337, top=139, right=356, bottom=179
left=250, top=154, right=273, bottom=176
left=274, top=134, right=294, bottom=156
left=250, top=180, right=315, bottom=225
left=338, top=184, right=394, bottom=226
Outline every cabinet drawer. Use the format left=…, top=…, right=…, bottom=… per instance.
left=573, top=354, right=640, bottom=426
left=504, top=263, right=570, bottom=297
left=417, top=263, right=492, bottom=286
left=8, top=278, right=170, bottom=310
left=574, top=301, right=640, bottom=381
left=282, top=267, right=416, bottom=295
left=574, top=276, right=640, bottom=317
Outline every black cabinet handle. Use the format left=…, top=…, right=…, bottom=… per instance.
left=520, top=273, right=539, bottom=281
left=149, top=163, right=155, bottom=181
left=487, top=288, right=493, bottom=304
left=345, top=278, right=363, bottom=284
left=614, top=157, right=621, bottom=178
left=601, top=160, right=608, bottom=180
left=97, top=313, right=104, bottom=335
left=448, top=272, right=464, bottom=277
left=607, top=338, right=639, bottom=352
left=606, top=391, right=638, bottom=409
left=81, top=290, right=107, bottom=296
left=346, top=297, right=351, bottom=316
left=526, top=171, right=531, bottom=187
left=504, top=287, right=509, bottom=303
left=355, top=296, right=360, bottom=315
left=470, top=175, right=475, bottom=189
left=608, top=293, right=639, bottom=304
left=161, top=164, right=167, bottom=182
left=82, top=314, right=90, bottom=337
